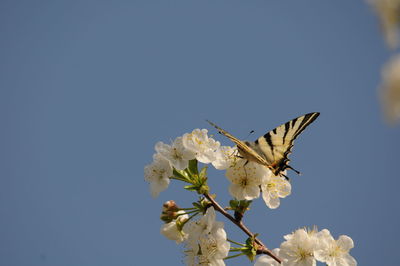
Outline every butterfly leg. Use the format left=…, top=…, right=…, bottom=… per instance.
left=281, top=173, right=290, bottom=181
left=230, top=149, right=243, bottom=159
left=286, top=165, right=301, bottom=175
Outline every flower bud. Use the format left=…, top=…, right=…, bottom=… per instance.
left=160, top=200, right=180, bottom=223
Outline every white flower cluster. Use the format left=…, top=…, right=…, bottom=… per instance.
left=144, top=129, right=221, bottom=197
left=160, top=206, right=230, bottom=265
left=184, top=207, right=231, bottom=266
left=144, top=128, right=291, bottom=209
left=368, top=1, right=400, bottom=124
left=225, top=159, right=291, bottom=209
left=380, top=54, right=400, bottom=124
left=255, top=228, right=356, bottom=266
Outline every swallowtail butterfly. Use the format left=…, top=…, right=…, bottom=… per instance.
left=207, top=112, right=319, bottom=178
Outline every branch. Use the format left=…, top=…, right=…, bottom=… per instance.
left=203, top=193, right=282, bottom=264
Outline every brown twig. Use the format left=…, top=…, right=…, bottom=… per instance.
left=203, top=193, right=282, bottom=264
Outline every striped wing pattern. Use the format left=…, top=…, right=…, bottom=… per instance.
left=207, top=112, right=319, bottom=176
left=206, top=120, right=271, bottom=168
left=251, top=112, right=320, bottom=175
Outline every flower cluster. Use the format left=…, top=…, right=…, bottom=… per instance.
left=368, top=0, right=400, bottom=124
left=380, top=54, right=400, bottom=124
left=369, top=0, right=400, bottom=49
left=255, top=228, right=356, bottom=266
left=145, top=128, right=357, bottom=266
left=184, top=207, right=231, bottom=266
left=144, top=128, right=291, bottom=209
left=159, top=202, right=230, bottom=264
left=144, top=128, right=221, bottom=197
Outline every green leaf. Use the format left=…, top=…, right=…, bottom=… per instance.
left=187, top=159, right=199, bottom=176
left=199, top=165, right=208, bottom=179
left=173, top=168, right=190, bottom=180
left=184, top=185, right=199, bottom=191
left=229, top=200, right=239, bottom=209
left=241, top=200, right=252, bottom=209
left=192, top=202, right=201, bottom=209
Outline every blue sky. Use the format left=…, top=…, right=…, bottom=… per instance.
left=1, top=1, right=399, bottom=265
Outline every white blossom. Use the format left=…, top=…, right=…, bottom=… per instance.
left=182, top=129, right=220, bottom=164
left=160, top=210, right=188, bottom=244
left=380, top=54, right=400, bottom=124
left=279, top=228, right=318, bottom=266
left=261, top=171, right=291, bottom=209
left=277, top=228, right=357, bottom=266
left=225, top=159, right=267, bottom=200
left=314, top=229, right=357, bottom=266
left=155, top=137, right=196, bottom=170
left=184, top=206, right=220, bottom=249
left=184, top=207, right=230, bottom=266
left=254, top=249, right=283, bottom=266
left=212, top=145, right=237, bottom=170
left=185, top=248, right=226, bottom=266
left=144, top=153, right=172, bottom=197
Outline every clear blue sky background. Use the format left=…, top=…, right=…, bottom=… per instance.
left=1, top=1, right=399, bottom=265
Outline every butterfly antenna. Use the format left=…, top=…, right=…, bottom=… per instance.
left=286, top=165, right=302, bottom=175
left=244, top=130, right=255, bottom=140
left=206, top=119, right=223, bottom=134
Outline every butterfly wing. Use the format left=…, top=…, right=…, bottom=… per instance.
left=206, top=120, right=245, bottom=148
left=206, top=120, right=271, bottom=167
left=252, top=112, right=320, bottom=175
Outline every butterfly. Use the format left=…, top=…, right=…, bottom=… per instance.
left=207, top=112, right=320, bottom=179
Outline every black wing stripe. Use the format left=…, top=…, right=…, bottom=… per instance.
left=291, top=118, right=298, bottom=128
left=282, top=121, right=290, bottom=144
left=294, top=113, right=313, bottom=135
left=293, top=112, right=319, bottom=140
left=263, top=132, right=274, bottom=156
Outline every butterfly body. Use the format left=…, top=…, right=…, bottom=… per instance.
left=207, top=112, right=320, bottom=177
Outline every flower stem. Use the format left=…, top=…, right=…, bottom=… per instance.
left=227, top=238, right=246, bottom=247
left=224, top=252, right=245, bottom=260
left=178, top=207, right=196, bottom=211
left=229, top=247, right=247, bottom=252
left=178, top=210, right=198, bottom=216
left=203, top=193, right=282, bottom=264
left=185, top=213, right=199, bottom=223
